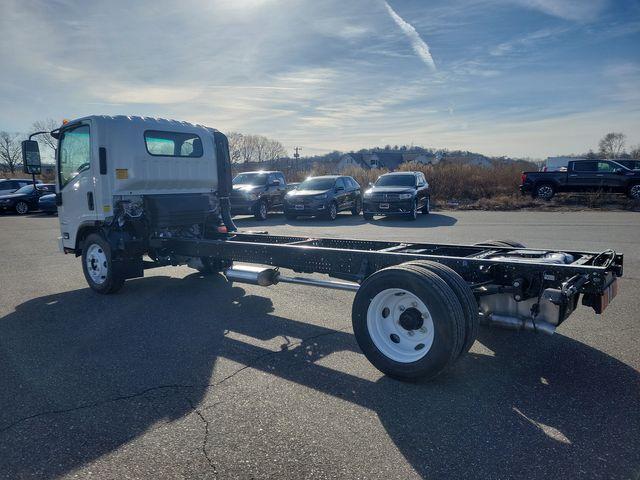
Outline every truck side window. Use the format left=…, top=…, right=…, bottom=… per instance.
left=58, top=125, right=91, bottom=189
left=597, top=161, right=615, bottom=172
left=144, top=131, right=203, bottom=158
left=573, top=161, right=597, bottom=172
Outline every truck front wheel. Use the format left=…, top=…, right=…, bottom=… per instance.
left=254, top=200, right=268, bottom=220
left=81, top=233, right=125, bottom=294
left=352, top=264, right=467, bottom=381
left=628, top=183, right=640, bottom=200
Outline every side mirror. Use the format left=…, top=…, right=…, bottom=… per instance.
left=270, top=179, right=281, bottom=186
left=21, top=140, right=41, bottom=175
left=335, top=185, right=344, bottom=192
left=614, top=168, right=625, bottom=174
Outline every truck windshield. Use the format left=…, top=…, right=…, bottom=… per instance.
left=297, top=178, right=336, bottom=190
left=233, top=173, right=267, bottom=185
left=375, top=175, right=415, bottom=187
left=58, top=125, right=91, bottom=189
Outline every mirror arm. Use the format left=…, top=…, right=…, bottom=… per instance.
left=28, top=130, right=51, bottom=141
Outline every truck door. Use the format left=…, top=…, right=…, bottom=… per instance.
left=567, top=161, right=600, bottom=191
left=56, top=122, right=97, bottom=250
left=597, top=161, right=627, bottom=191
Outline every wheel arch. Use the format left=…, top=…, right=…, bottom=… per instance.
left=74, top=222, right=105, bottom=256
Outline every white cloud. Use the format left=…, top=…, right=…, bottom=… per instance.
left=510, top=0, right=609, bottom=22
left=383, top=1, right=436, bottom=71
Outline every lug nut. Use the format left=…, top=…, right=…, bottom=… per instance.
left=399, top=305, right=405, bottom=312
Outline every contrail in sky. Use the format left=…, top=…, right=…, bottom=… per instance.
left=383, top=1, right=436, bottom=71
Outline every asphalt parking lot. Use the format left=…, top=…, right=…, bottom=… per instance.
left=1, top=210, right=639, bottom=479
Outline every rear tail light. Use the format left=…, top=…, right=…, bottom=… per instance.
left=521, top=173, right=527, bottom=184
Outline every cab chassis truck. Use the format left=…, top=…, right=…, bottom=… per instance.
left=23, top=116, right=623, bottom=381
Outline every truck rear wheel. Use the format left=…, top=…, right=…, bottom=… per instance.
left=352, top=264, right=466, bottom=381
left=534, top=183, right=555, bottom=200
left=81, top=233, right=125, bottom=294
left=628, top=183, right=640, bottom=200
left=402, top=261, right=479, bottom=356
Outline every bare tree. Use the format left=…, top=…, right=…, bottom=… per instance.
left=227, top=132, right=244, bottom=163
left=239, top=134, right=258, bottom=163
left=598, top=132, right=626, bottom=159
left=263, top=139, right=286, bottom=163
left=0, top=131, right=22, bottom=174
left=254, top=135, right=268, bottom=163
left=630, top=145, right=640, bottom=160
left=226, top=131, right=285, bottom=165
left=31, top=119, right=60, bottom=162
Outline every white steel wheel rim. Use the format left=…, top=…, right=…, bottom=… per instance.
left=330, top=203, right=337, bottom=219
left=366, top=288, right=435, bottom=363
left=259, top=202, right=267, bottom=218
left=16, top=202, right=27, bottom=214
left=86, top=243, right=108, bottom=285
left=538, top=186, right=553, bottom=198
left=631, top=185, right=640, bottom=199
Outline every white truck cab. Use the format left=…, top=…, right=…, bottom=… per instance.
left=52, top=116, right=224, bottom=250
left=23, top=115, right=235, bottom=293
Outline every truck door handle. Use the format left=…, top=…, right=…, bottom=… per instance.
left=87, top=192, right=94, bottom=211
left=569, top=174, right=578, bottom=177
left=596, top=174, right=603, bottom=177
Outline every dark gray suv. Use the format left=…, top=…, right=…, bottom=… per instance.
left=284, top=175, right=361, bottom=220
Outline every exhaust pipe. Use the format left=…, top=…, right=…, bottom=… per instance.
left=224, top=265, right=359, bottom=291
left=482, top=313, right=556, bottom=335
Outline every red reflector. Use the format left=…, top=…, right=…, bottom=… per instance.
left=521, top=173, right=527, bottom=184
left=217, top=225, right=228, bottom=233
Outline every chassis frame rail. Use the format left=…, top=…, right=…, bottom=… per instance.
left=149, top=233, right=623, bottom=296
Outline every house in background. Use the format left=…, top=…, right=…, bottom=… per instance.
left=336, top=150, right=438, bottom=172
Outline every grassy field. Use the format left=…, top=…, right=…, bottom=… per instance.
left=275, top=161, right=640, bottom=211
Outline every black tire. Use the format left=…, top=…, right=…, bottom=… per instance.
left=406, top=200, right=417, bottom=221
left=533, top=183, right=555, bottom=200
left=326, top=202, right=338, bottom=221
left=421, top=196, right=430, bottom=214
left=402, top=261, right=478, bottom=356
left=15, top=201, right=29, bottom=215
left=197, top=257, right=231, bottom=274
left=81, top=233, right=125, bottom=294
left=351, top=199, right=362, bottom=216
left=352, top=264, right=466, bottom=381
left=254, top=200, right=268, bottom=220
left=474, top=239, right=526, bottom=248
left=363, top=212, right=373, bottom=221
left=628, top=183, right=640, bottom=200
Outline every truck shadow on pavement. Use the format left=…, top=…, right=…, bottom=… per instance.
left=0, top=273, right=637, bottom=479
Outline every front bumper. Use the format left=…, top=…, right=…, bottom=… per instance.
left=363, top=199, right=414, bottom=215
left=0, top=202, right=15, bottom=211
left=230, top=198, right=258, bottom=215
left=39, top=202, right=57, bottom=213
left=284, top=198, right=327, bottom=216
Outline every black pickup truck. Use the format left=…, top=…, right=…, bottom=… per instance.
left=520, top=160, right=640, bottom=200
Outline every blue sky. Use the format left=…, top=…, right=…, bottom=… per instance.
left=1, top=0, right=639, bottom=158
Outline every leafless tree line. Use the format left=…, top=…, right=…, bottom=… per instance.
left=226, top=132, right=287, bottom=164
